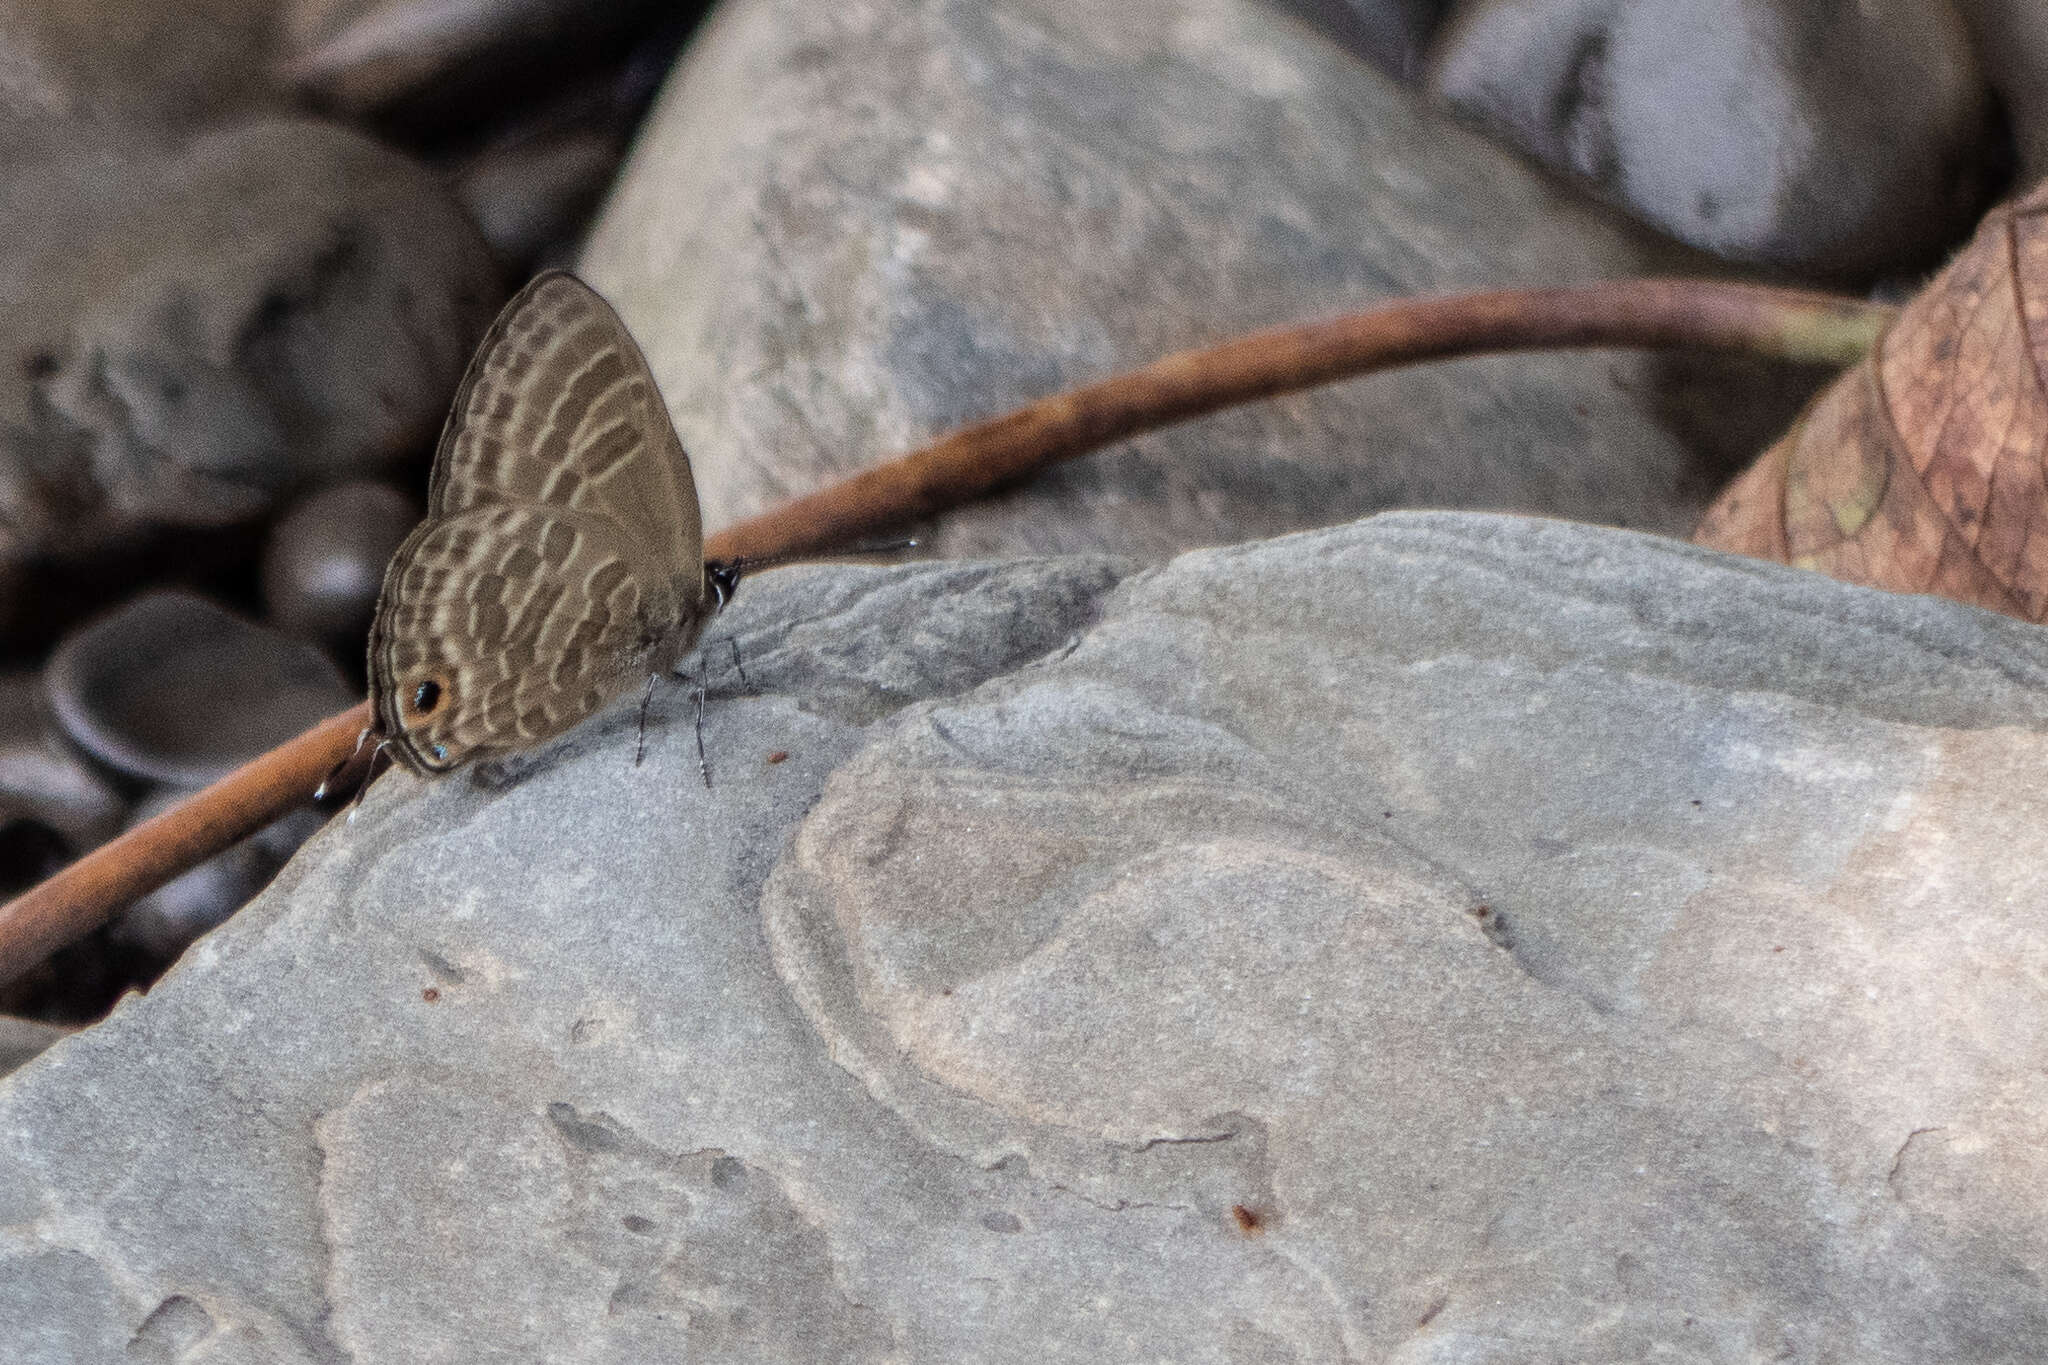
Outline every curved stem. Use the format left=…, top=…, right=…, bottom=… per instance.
left=0, top=277, right=1891, bottom=988
left=0, top=703, right=372, bottom=986
left=718, top=279, right=1890, bottom=558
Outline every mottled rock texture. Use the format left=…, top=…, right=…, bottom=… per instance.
left=2, top=512, right=2044, bottom=1361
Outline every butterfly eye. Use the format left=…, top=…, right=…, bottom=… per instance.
left=411, top=679, right=444, bottom=714
left=429, top=743, right=449, bottom=762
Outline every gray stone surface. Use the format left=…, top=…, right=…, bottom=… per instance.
left=3, top=512, right=2046, bottom=1359
left=581, top=0, right=1816, bottom=560
left=0, top=1017, right=69, bottom=1080
left=1427, top=0, right=1996, bottom=278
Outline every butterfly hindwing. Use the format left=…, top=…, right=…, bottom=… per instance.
left=369, top=504, right=680, bottom=772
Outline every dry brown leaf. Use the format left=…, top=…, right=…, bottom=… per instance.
left=1695, top=183, right=2048, bottom=621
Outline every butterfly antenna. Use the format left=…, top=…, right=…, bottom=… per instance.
left=709, top=537, right=919, bottom=587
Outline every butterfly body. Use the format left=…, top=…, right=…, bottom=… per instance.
left=369, top=272, right=715, bottom=773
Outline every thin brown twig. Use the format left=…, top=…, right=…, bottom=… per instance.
left=0, top=703, right=373, bottom=988
left=0, top=277, right=1892, bottom=988
left=721, top=278, right=1890, bottom=559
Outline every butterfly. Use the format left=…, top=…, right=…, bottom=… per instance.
left=367, top=271, right=737, bottom=775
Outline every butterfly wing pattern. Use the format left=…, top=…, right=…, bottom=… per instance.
left=369, top=272, right=713, bottom=773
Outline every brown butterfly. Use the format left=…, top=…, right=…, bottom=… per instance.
left=367, top=271, right=737, bottom=775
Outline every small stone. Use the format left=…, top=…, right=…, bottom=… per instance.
left=456, top=129, right=624, bottom=268
left=112, top=792, right=327, bottom=960
left=44, top=590, right=357, bottom=788
left=262, top=480, right=420, bottom=648
left=1426, top=0, right=1997, bottom=277
left=278, top=0, right=671, bottom=114
left=0, top=673, right=127, bottom=890
left=0, top=117, right=500, bottom=559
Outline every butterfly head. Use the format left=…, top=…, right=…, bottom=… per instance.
left=706, top=560, right=741, bottom=611
left=377, top=668, right=468, bottom=772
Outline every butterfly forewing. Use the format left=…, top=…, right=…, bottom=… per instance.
left=427, top=271, right=703, bottom=583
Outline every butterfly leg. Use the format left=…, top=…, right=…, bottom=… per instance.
left=700, top=636, right=749, bottom=691
left=695, top=675, right=712, bottom=789
left=315, top=726, right=378, bottom=802
left=342, top=742, right=391, bottom=824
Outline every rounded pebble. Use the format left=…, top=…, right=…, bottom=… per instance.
left=0, top=674, right=127, bottom=895
left=45, top=590, right=358, bottom=788
left=262, top=481, right=420, bottom=646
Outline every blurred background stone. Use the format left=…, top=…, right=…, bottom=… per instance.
left=0, top=674, right=138, bottom=1026
left=110, top=792, right=326, bottom=960
left=277, top=0, right=703, bottom=128
left=1271, top=0, right=1452, bottom=77
left=1425, top=0, right=2000, bottom=279
left=1956, top=0, right=2048, bottom=188
left=0, top=0, right=287, bottom=127
left=581, top=0, right=1830, bottom=560
left=0, top=117, right=501, bottom=563
left=277, top=0, right=706, bottom=274
left=44, top=590, right=356, bottom=788
left=455, top=126, right=626, bottom=270
left=0, top=673, right=126, bottom=893
left=261, top=479, right=418, bottom=655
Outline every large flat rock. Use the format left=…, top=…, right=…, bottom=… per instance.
left=2, top=512, right=2045, bottom=1360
